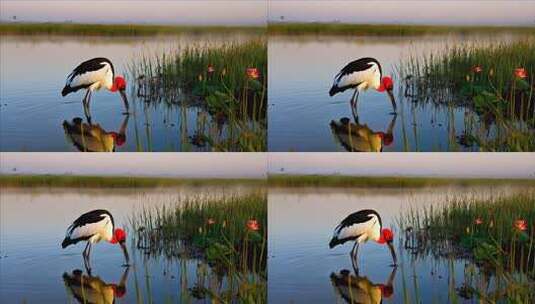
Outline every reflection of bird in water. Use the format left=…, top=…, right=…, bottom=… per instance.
left=330, top=113, right=396, bottom=152
left=330, top=267, right=397, bottom=304
left=329, top=57, right=396, bottom=114
left=330, top=209, right=397, bottom=270
left=63, top=115, right=128, bottom=152
left=62, top=57, right=129, bottom=121
left=63, top=267, right=129, bottom=304
left=62, top=209, right=130, bottom=274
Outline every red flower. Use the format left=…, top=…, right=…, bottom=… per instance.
left=514, top=219, right=527, bottom=231
left=475, top=218, right=483, bottom=225
left=246, top=68, right=259, bottom=79
left=472, top=65, right=483, bottom=73
left=514, top=68, right=528, bottom=79
left=207, top=64, right=215, bottom=74
left=247, top=219, right=260, bottom=231
left=207, top=218, right=216, bottom=225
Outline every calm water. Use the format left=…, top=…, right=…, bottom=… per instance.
left=268, top=186, right=528, bottom=303
left=0, top=34, right=259, bottom=152
left=0, top=186, right=258, bottom=303
left=268, top=34, right=528, bottom=152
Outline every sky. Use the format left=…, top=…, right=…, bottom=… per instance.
left=0, top=1, right=266, bottom=25
left=2, top=153, right=534, bottom=179
left=269, top=1, right=535, bottom=26
left=0, top=153, right=267, bottom=178
left=268, top=153, right=535, bottom=178
left=2, top=1, right=534, bottom=26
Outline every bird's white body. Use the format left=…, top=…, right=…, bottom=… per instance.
left=65, top=61, right=114, bottom=93
left=332, top=61, right=382, bottom=93
left=64, top=212, right=114, bottom=245
left=333, top=213, right=381, bottom=244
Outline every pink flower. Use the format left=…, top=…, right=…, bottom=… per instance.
left=514, top=68, right=528, bottom=79
left=207, top=218, right=216, bottom=225
left=475, top=218, right=483, bottom=225
left=207, top=64, right=215, bottom=74
left=472, top=65, right=483, bottom=73
left=514, top=219, right=527, bottom=231
left=246, top=68, right=259, bottom=79
left=247, top=219, right=260, bottom=231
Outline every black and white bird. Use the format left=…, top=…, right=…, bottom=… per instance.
left=62, top=57, right=129, bottom=121
left=329, top=209, right=397, bottom=269
left=62, top=209, right=130, bottom=273
left=329, top=57, right=396, bottom=114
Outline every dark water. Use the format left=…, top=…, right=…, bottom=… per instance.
left=267, top=186, right=527, bottom=303
left=0, top=186, right=257, bottom=303
left=268, top=34, right=528, bottom=152
left=0, top=34, right=259, bottom=152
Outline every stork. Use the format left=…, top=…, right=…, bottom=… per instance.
left=329, top=57, right=396, bottom=114
left=62, top=209, right=130, bottom=273
left=62, top=57, right=129, bottom=122
left=329, top=209, right=397, bottom=270
left=330, top=267, right=397, bottom=304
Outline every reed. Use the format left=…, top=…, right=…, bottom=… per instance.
left=130, top=192, right=267, bottom=302
left=0, top=23, right=265, bottom=36
left=130, top=40, right=267, bottom=152
left=268, top=23, right=535, bottom=36
left=0, top=174, right=265, bottom=188
left=400, top=39, right=535, bottom=151
left=267, top=174, right=535, bottom=188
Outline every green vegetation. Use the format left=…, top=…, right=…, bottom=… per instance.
left=130, top=40, right=267, bottom=151
left=130, top=192, right=267, bottom=303
left=399, top=192, right=535, bottom=302
left=0, top=23, right=265, bottom=36
left=268, top=23, right=535, bottom=36
left=400, top=39, right=535, bottom=151
left=268, top=174, right=535, bottom=188
left=0, top=174, right=265, bottom=188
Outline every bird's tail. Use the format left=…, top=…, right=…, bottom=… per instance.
left=62, top=237, right=73, bottom=249
left=329, top=85, right=340, bottom=97
left=61, top=86, right=73, bottom=97
left=329, top=237, right=341, bottom=249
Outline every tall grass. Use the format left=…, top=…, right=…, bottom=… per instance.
left=267, top=174, right=535, bottom=188
left=400, top=39, right=535, bottom=151
left=130, top=192, right=267, bottom=302
left=130, top=40, right=267, bottom=152
left=0, top=23, right=265, bottom=36
left=0, top=174, right=265, bottom=188
left=399, top=192, right=535, bottom=301
left=268, top=23, right=535, bottom=36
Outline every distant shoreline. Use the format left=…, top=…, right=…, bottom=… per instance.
left=0, top=175, right=265, bottom=188
left=0, top=22, right=265, bottom=36
left=267, top=22, right=535, bottom=36
left=267, top=174, right=535, bottom=188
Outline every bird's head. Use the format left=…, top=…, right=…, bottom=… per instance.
left=377, top=76, right=394, bottom=93
left=111, top=228, right=126, bottom=244
left=376, top=132, right=394, bottom=146
left=377, top=228, right=394, bottom=244
left=110, top=76, right=127, bottom=92
left=112, top=285, right=126, bottom=298
left=109, top=132, right=126, bottom=146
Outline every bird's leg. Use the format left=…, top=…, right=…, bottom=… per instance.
left=350, top=242, right=360, bottom=273
left=350, top=89, right=359, bottom=110
left=83, top=90, right=93, bottom=124
left=83, top=242, right=92, bottom=274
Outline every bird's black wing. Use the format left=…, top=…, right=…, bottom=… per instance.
left=68, top=57, right=115, bottom=82
left=337, top=57, right=382, bottom=80
left=336, top=209, right=382, bottom=232
left=70, top=209, right=115, bottom=231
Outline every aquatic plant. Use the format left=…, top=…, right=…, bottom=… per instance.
left=400, top=39, right=535, bottom=151
left=399, top=192, right=535, bottom=302
left=130, top=192, right=267, bottom=302
left=129, top=40, right=267, bottom=152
